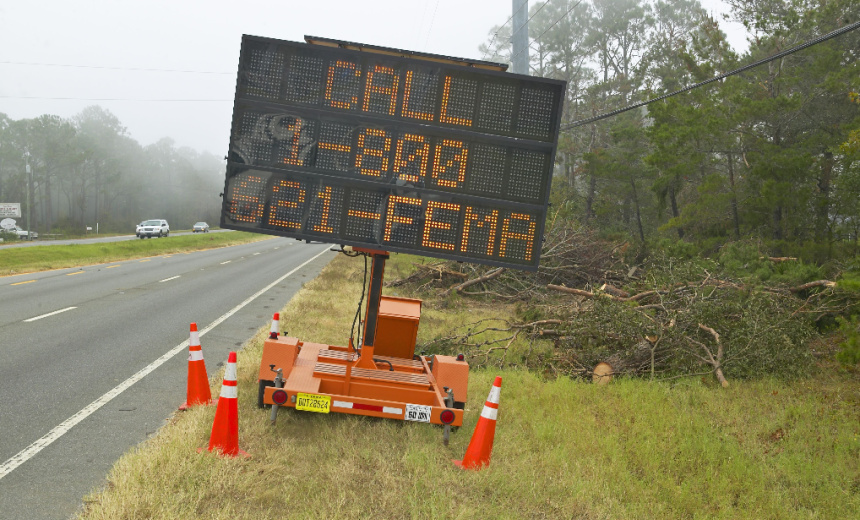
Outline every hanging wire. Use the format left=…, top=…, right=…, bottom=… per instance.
left=507, top=0, right=552, bottom=44
left=481, top=12, right=516, bottom=59
left=561, top=18, right=860, bottom=130
left=510, top=0, right=583, bottom=64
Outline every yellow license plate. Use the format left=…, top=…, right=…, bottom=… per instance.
left=296, top=393, right=331, bottom=413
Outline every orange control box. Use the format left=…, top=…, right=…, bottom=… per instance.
left=372, top=296, right=421, bottom=359
left=431, top=355, right=469, bottom=406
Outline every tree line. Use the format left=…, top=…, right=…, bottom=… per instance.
left=483, top=0, right=860, bottom=261
left=0, top=106, right=224, bottom=236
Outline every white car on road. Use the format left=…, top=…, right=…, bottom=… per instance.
left=136, top=219, right=169, bottom=238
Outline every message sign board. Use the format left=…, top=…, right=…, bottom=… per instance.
left=0, top=203, right=21, bottom=218
left=221, top=35, right=566, bottom=270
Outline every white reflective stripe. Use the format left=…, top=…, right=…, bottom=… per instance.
left=270, top=321, right=279, bottom=332
left=383, top=407, right=402, bottom=415
left=220, top=385, right=238, bottom=399
left=188, top=350, right=204, bottom=362
left=333, top=400, right=352, bottom=409
left=487, top=386, right=501, bottom=404
left=189, top=331, right=200, bottom=346
left=224, top=363, right=237, bottom=382
left=480, top=405, right=498, bottom=421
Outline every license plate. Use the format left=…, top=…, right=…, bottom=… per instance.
left=296, top=393, right=331, bottom=413
left=405, top=404, right=432, bottom=423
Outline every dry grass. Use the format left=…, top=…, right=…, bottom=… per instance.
left=0, top=232, right=271, bottom=277
left=77, top=253, right=860, bottom=519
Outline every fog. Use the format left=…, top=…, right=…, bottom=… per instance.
left=0, top=0, right=746, bottom=156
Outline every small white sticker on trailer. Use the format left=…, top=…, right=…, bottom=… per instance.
left=405, top=404, right=432, bottom=423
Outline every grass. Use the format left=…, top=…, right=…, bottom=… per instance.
left=76, top=253, right=860, bottom=519
left=0, top=232, right=271, bottom=277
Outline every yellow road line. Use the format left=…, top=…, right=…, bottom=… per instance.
left=106, top=265, right=120, bottom=269
left=11, top=280, right=36, bottom=286
left=139, top=259, right=151, bottom=262
left=66, top=271, right=84, bottom=276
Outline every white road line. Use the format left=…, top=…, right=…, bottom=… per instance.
left=159, top=275, right=181, bottom=283
left=23, top=307, right=78, bottom=322
left=220, top=260, right=231, bottom=265
left=0, top=245, right=330, bottom=480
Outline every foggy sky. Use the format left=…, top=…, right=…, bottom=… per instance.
left=0, top=0, right=746, bottom=156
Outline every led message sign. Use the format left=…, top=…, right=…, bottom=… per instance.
left=221, top=35, right=566, bottom=270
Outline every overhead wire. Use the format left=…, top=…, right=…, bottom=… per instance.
left=481, top=11, right=515, bottom=59
left=507, top=0, right=552, bottom=44
left=0, top=60, right=231, bottom=75
left=510, top=0, right=583, bottom=63
left=561, top=18, right=860, bottom=130
left=0, top=95, right=229, bottom=102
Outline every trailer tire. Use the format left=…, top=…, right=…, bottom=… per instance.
left=257, top=380, right=274, bottom=409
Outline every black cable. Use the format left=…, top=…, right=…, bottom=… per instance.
left=373, top=358, right=394, bottom=371
left=349, top=252, right=369, bottom=350
left=481, top=12, right=516, bottom=59
left=561, top=19, right=860, bottom=130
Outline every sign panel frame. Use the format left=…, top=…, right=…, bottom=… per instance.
left=221, top=35, right=566, bottom=271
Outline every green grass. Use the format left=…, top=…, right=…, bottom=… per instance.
left=0, top=232, right=271, bottom=276
left=76, top=254, right=860, bottom=519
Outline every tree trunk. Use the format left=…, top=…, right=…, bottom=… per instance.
left=669, top=182, right=683, bottom=239
left=727, top=152, right=740, bottom=240
left=817, top=151, right=833, bottom=258
left=631, top=177, right=644, bottom=242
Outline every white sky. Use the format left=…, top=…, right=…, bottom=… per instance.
left=0, top=0, right=748, bottom=156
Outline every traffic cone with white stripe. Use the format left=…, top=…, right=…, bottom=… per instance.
left=454, top=376, right=502, bottom=470
left=179, top=323, right=212, bottom=410
left=269, top=313, right=280, bottom=339
left=206, top=351, right=249, bottom=457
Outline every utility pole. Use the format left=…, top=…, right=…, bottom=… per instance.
left=24, top=151, right=31, bottom=240
left=512, top=0, right=530, bottom=75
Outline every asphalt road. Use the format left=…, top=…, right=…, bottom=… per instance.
left=1, top=229, right=228, bottom=249
left=0, top=237, right=336, bottom=519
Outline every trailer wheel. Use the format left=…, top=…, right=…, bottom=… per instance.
left=257, top=380, right=274, bottom=409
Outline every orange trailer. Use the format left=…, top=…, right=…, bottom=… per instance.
left=258, top=248, right=469, bottom=427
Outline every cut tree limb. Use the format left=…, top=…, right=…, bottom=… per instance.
left=789, top=280, right=837, bottom=293
left=442, top=267, right=506, bottom=296
left=695, top=323, right=729, bottom=388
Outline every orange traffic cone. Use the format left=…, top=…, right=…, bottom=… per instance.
left=179, top=323, right=212, bottom=410
left=269, top=313, right=280, bottom=339
left=454, top=376, right=502, bottom=470
left=206, top=351, right=249, bottom=457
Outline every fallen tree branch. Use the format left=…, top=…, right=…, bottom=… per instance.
left=693, top=323, right=729, bottom=388
left=788, top=280, right=836, bottom=293
left=442, top=267, right=506, bottom=296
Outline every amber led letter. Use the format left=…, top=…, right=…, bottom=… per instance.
left=461, top=207, right=498, bottom=255
left=325, top=60, right=361, bottom=110
left=422, top=201, right=460, bottom=251
left=383, top=195, right=421, bottom=242
left=363, top=64, right=399, bottom=115
left=499, top=213, right=537, bottom=261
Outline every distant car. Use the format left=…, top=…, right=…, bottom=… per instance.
left=14, top=226, right=38, bottom=239
left=192, top=222, right=210, bottom=233
left=137, top=219, right=169, bottom=238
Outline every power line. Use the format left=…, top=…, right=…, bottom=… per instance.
left=511, top=0, right=582, bottom=63
left=481, top=12, right=516, bottom=59
left=562, top=18, right=860, bottom=130
left=0, top=60, right=232, bottom=75
left=507, top=0, right=552, bottom=44
left=0, top=95, right=230, bottom=102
